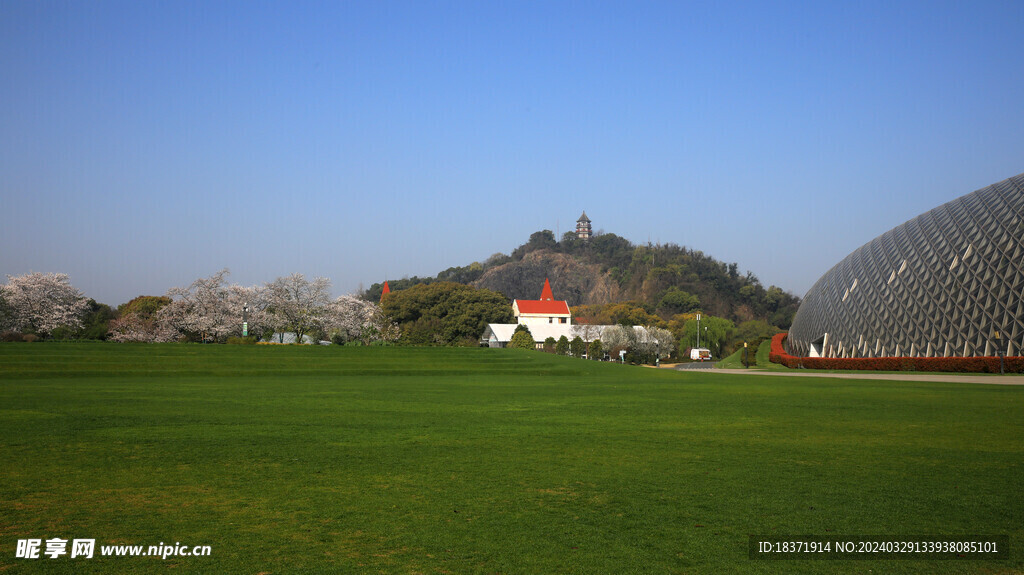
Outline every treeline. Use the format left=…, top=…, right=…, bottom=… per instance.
left=0, top=271, right=395, bottom=345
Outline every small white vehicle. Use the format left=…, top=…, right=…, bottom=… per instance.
left=690, top=348, right=712, bottom=361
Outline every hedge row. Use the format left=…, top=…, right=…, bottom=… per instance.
left=769, top=333, right=1024, bottom=373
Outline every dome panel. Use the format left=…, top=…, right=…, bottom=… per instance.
left=787, top=173, right=1024, bottom=358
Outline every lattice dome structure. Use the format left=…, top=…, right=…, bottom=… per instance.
left=787, top=173, right=1024, bottom=359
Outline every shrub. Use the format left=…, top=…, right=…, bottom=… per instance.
left=2, top=331, right=25, bottom=342
left=509, top=329, right=535, bottom=350
left=22, top=334, right=40, bottom=343
left=570, top=336, right=586, bottom=358
left=543, top=337, right=556, bottom=353
left=555, top=336, right=570, bottom=355
left=769, top=333, right=1024, bottom=373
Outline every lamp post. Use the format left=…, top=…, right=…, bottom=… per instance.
left=696, top=313, right=701, bottom=349
left=743, top=341, right=748, bottom=368
left=242, top=303, right=250, bottom=338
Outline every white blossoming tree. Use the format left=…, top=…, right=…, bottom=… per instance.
left=1, top=272, right=91, bottom=337
left=114, top=273, right=270, bottom=343
left=226, top=283, right=272, bottom=340
left=323, top=295, right=375, bottom=343
left=600, top=325, right=636, bottom=358
left=638, top=326, right=677, bottom=359
left=323, top=295, right=401, bottom=345
left=265, top=273, right=332, bottom=344
left=160, top=269, right=234, bottom=342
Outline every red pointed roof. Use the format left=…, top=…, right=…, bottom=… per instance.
left=515, top=299, right=571, bottom=315
left=513, top=279, right=570, bottom=315
left=380, top=281, right=390, bottom=303
left=540, top=278, right=554, bottom=301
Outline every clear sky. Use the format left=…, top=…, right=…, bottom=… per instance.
left=2, top=0, right=1023, bottom=306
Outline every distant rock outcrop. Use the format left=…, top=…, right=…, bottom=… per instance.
left=473, top=250, right=619, bottom=306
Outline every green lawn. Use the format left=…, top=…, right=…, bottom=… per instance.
left=1, top=343, right=1021, bottom=574
left=714, top=346, right=756, bottom=369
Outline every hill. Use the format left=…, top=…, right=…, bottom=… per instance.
left=365, top=229, right=800, bottom=329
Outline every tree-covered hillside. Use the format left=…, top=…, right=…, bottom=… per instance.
left=364, top=230, right=800, bottom=329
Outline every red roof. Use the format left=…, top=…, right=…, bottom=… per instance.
left=540, top=278, right=554, bottom=301
left=515, top=299, right=570, bottom=315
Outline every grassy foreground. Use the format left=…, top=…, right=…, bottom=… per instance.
left=1, top=344, right=1021, bottom=574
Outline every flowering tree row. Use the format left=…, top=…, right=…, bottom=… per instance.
left=112, top=269, right=398, bottom=344
left=1, top=270, right=397, bottom=344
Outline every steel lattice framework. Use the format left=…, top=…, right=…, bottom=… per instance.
left=787, top=173, right=1024, bottom=358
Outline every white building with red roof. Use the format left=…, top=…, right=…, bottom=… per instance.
left=481, top=279, right=667, bottom=357
left=511, top=278, right=571, bottom=327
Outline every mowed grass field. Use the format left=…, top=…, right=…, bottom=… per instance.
left=1, top=344, right=1021, bottom=574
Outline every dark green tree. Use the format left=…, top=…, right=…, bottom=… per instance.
left=118, top=295, right=172, bottom=320
left=732, top=320, right=781, bottom=351
left=555, top=335, right=569, bottom=355
left=511, top=230, right=557, bottom=260
left=570, top=336, right=585, bottom=357
left=509, top=327, right=535, bottom=350
left=588, top=339, right=603, bottom=360
left=543, top=336, right=557, bottom=353
left=658, top=288, right=700, bottom=315
left=673, top=315, right=735, bottom=358
left=381, top=282, right=513, bottom=346
left=0, top=291, right=12, bottom=332
left=76, top=300, right=116, bottom=340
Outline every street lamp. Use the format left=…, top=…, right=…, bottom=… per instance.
left=696, top=313, right=701, bottom=349
left=242, top=303, right=250, bottom=338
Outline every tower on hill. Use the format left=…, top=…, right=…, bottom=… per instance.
left=576, top=211, right=592, bottom=240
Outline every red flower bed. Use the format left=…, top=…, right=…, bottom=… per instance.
left=769, top=333, right=1024, bottom=373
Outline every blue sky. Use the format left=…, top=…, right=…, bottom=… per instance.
left=2, top=0, right=1023, bottom=306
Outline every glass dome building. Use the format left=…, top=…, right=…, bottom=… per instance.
left=786, top=173, right=1024, bottom=358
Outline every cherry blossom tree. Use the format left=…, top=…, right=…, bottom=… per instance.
left=367, top=307, right=402, bottom=344
left=108, top=314, right=180, bottom=343
left=111, top=274, right=268, bottom=343
left=226, top=284, right=271, bottom=340
left=265, top=273, right=332, bottom=343
left=323, top=296, right=401, bottom=344
left=600, top=325, right=636, bottom=358
left=323, top=295, right=376, bottom=343
left=159, top=269, right=234, bottom=342
left=1, top=272, right=91, bottom=336
left=638, top=326, right=677, bottom=359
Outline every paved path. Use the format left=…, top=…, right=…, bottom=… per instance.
left=696, top=368, right=1024, bottom=386
left=674, top=362, right=715, bottom=370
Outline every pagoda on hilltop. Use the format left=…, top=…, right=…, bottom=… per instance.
left=576, top=211, right=592, bottom=240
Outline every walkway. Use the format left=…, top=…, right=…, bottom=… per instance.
left=699, top=368, right=1024, bottom=386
